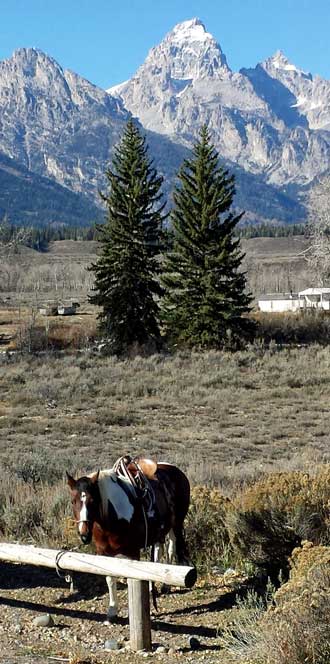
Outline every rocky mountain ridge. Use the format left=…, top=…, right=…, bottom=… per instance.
left=0, top=150, right=101, bottom=226
left=1, top=21, right=329, bottom=225
left=109, top=18, right=330, bottom=188
left=0, top=47, right=129, bottom=199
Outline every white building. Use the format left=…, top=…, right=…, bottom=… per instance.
left=298, top=288, right=330, bottom=311
left=258, top=288, right=330, bottom=313
left=258, top=292, right=300, bottom=313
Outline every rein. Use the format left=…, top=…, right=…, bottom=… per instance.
left=113, top=456, right=153, bottom=502
left=112, top=456, right=140, bottom=492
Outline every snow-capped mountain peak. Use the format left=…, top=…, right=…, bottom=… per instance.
left=1, top=19, right=330, bottom=227
left=168, top=18, right=214, bottom=45
left=107, top=18, right=230, bottom=102
left=155, top=17, right=230, bottom=78
left=262, top=50, right=311, bottom=78
left=257, top=50, right=330, bottom=130
left=106, top=19, right=330, bottom=185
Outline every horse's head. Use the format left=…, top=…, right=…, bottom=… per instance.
left=66, top=471, right=100, bottom=545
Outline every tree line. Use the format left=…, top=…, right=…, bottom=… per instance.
left=89, top=121, right=253, bottom=353
left=0, top=220, right=100, bottom=252
left=237, top=222, right=306, bottom=239
left=0, top=214, right=306, bottom=252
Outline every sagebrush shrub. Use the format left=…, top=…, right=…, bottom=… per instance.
left=225, top=506, right=300, bottom=582
left=0, top=468, right=74, bottom=547
left=185, top=486, right=233, bottom=571
left=221, top=542, right=330, bottom=664
left=263, top=543, right=330, bottom=664
left=4, top=450, right=85, bottom=486
left=255, top=310, right=330, bottom=346
left=236, top=469, right=330, bottom=544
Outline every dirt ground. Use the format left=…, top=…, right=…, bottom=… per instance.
left=0, top=563, right=241, bottom=664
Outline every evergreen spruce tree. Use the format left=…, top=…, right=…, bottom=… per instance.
left=161, top=126, right=252, bottom=348
left=89, top=120, right=166, bottom=354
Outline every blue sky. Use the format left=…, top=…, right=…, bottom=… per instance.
left=0, top=0, right=329, bottom=88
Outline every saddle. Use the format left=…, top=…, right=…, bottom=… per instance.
left=128, top=456, right=158, bottom=481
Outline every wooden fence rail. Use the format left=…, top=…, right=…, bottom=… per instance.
left=0, top=543, right=197, bottom=651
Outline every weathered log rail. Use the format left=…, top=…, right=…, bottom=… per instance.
left=0, top=543, right=197, bottom=651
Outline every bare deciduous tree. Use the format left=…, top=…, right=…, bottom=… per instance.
left=305, top=176, right=330, bottom=286
left=0, top=216, right=32, bottom=255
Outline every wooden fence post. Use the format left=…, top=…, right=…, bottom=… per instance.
left=127, top=579, right=152, bottom=651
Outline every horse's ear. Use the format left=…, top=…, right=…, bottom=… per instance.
left=66, top=472, right=76, bottom=490
left=90, top=470, right=100, bottom=484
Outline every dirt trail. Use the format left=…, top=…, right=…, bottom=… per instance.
left=0, top=562, right=239, bottom=664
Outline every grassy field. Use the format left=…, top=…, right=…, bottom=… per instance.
left=1, top=346, right=329, bottom=483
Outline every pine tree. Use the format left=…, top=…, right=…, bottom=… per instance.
left=161, top=126, right=252, bottom=348
left=89, top=120, right=166, bottom=354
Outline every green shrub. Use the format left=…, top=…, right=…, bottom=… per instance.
left=223, top=468, right=330, bottom=581
left=225, top=507, right=300, bottom=582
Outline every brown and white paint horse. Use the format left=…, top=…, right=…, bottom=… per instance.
left=67, top=459, right=190, bottom=620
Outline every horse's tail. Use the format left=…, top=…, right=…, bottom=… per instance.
left=155, top=463, right=191, bottom=566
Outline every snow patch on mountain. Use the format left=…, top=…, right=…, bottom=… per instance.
left=107, top=79, right=130, bottom=96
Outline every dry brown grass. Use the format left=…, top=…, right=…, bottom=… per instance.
left=1, top=345, right=330, bottom=580
left=1, top=346, right=330, bottom=479
left=0, top=238, right=327, bottom=663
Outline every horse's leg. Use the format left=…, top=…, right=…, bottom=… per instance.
left=158, top=531, right=177, bottom=595
left=150, top=543, right=164, bottom=609
left=173, top=524, right=190, bottom=565
left=152, top=542, right=164, bottom=563
left=166, top=529, right=176, bottom=564
left=105, top=576, right=118, bottom=622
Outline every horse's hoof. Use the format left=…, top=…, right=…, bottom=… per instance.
left=104, top=615, right=119, bottom=625
left=105, top=608, right=119, bottom=624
